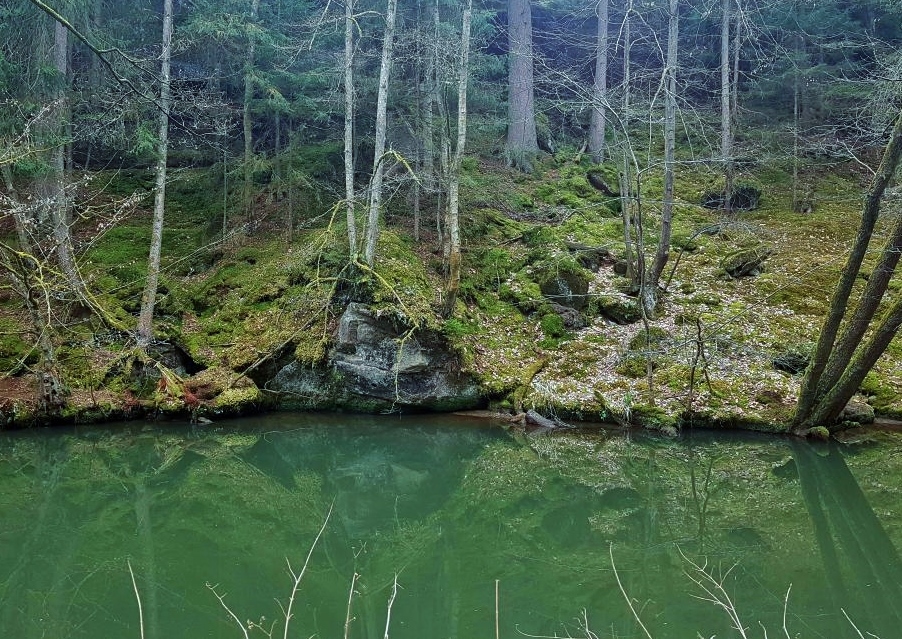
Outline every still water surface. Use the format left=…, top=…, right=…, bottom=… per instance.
left=1, top=413, right=901, bottom=638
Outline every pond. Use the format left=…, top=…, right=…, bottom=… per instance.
left=1, top=413, right=901, bottom=638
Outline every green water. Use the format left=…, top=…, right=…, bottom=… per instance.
left=1, top=413, right=901, bottom=639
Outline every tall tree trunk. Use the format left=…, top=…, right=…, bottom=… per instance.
left=791, top=12, right=802, bottom=211
left=432, top=0, right=448, bottom=253
left=794, top=108, right=902, bottom=429
left=363, top=0, right=398, bottom=267
left=137, top=0, right=173, bottom=346
left=642, top=0, right=678, bottom=317
left=505, top=0, right=537, bottom=172
left=443, top=0, right=473, bottom=318
left=720, top=0, right=733, bottom=213
left=588, top=0, right=608, bottom=164
left=344, top=0, right=357, bottom=256
left=419, top=52, right=435, bottom=245
left=619, top=2, right=636, bottom=289
left=731, top=1, right=741, bottom=122
left=46, top=20, right=81, bottom=298
left=243, top=0, right=261, bottom=218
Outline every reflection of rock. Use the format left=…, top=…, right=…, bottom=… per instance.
left=598, top=486, right=642, bottom=510
left=541, top=504, right=591, bottom=546
left=268, top=303, right=482, bottom=411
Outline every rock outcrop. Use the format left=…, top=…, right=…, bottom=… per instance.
left=268, top=303, right=482, bottom=412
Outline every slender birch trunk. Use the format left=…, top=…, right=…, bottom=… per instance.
left=137, top=0, right=173, bottom=345
left=363, top=0, right=398, bottom=267
left=443, top=0, right=473, bottom=317
left=344, top=0, right=357, bottom=255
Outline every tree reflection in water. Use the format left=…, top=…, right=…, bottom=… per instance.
left=792, top=440, right=902, bottom=639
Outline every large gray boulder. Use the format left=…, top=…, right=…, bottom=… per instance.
left=268, top=303, right=482, bottom=411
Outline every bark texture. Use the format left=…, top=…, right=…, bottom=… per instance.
left=505, top=0, right=537, bottom=171
left=794, top=108, right=902, bottom=429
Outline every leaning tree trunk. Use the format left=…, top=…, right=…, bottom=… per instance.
left=642, top=0, right=678, bottom=318
left=344, top=0, right=357, bottom=256
left=588, top=0, right=609, bottom=164
left=363, top=0, right=398, bottom=267
left=505, top=0, right=538, bottom=172
left=443, top=0, right=473, bottom=318
left=794, top=108, right=902, bottom=429
left=137, top=0, right=173, bottom=346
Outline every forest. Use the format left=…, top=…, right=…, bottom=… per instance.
left=2, top=0, right=902, bottom=435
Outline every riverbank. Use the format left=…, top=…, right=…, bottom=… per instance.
left=3, top=157, right=901, bottom=434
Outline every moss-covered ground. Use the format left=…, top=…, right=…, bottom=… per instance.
left=2, top=145, right=901, bottom=431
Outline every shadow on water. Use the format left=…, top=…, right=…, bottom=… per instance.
left=791, top=439, right=902, bottom=638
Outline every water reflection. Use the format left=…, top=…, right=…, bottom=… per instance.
left=0, top=417, right=900, bottom=638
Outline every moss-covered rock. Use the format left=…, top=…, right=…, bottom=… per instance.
left=591, top=294, right=641, bottom=324
left=721, top=244, right=772, bottom=278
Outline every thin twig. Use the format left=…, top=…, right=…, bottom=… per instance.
left=495, top=579, right=501, bottom=639
left=842, top=608, right=866, bottom=639
left=206, top=582, right=250, bottom=639
left=344, top=572, right=359, bottom=639
left=782, top=583, right=792, bottom=639
left=282, top=501, right=334, bottom=639
left=609, top=544, right=654, bottom=639
left=127, top=559, right=145, bottom=639
left=383, top=573, right=399, bottom=639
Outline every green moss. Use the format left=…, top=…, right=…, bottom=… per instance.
left=500, top=271, right=547, bottom=314
left=860, top=373, right=901, bottom=415
left=632, top=403, right=679, bottom=433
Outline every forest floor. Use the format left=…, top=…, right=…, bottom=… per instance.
left=3, top=148, right=902, bottom=432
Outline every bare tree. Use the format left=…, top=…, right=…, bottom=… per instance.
left=137, top=0, right=173, bottom=346
left=363, top=0, right=398, bottom=267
